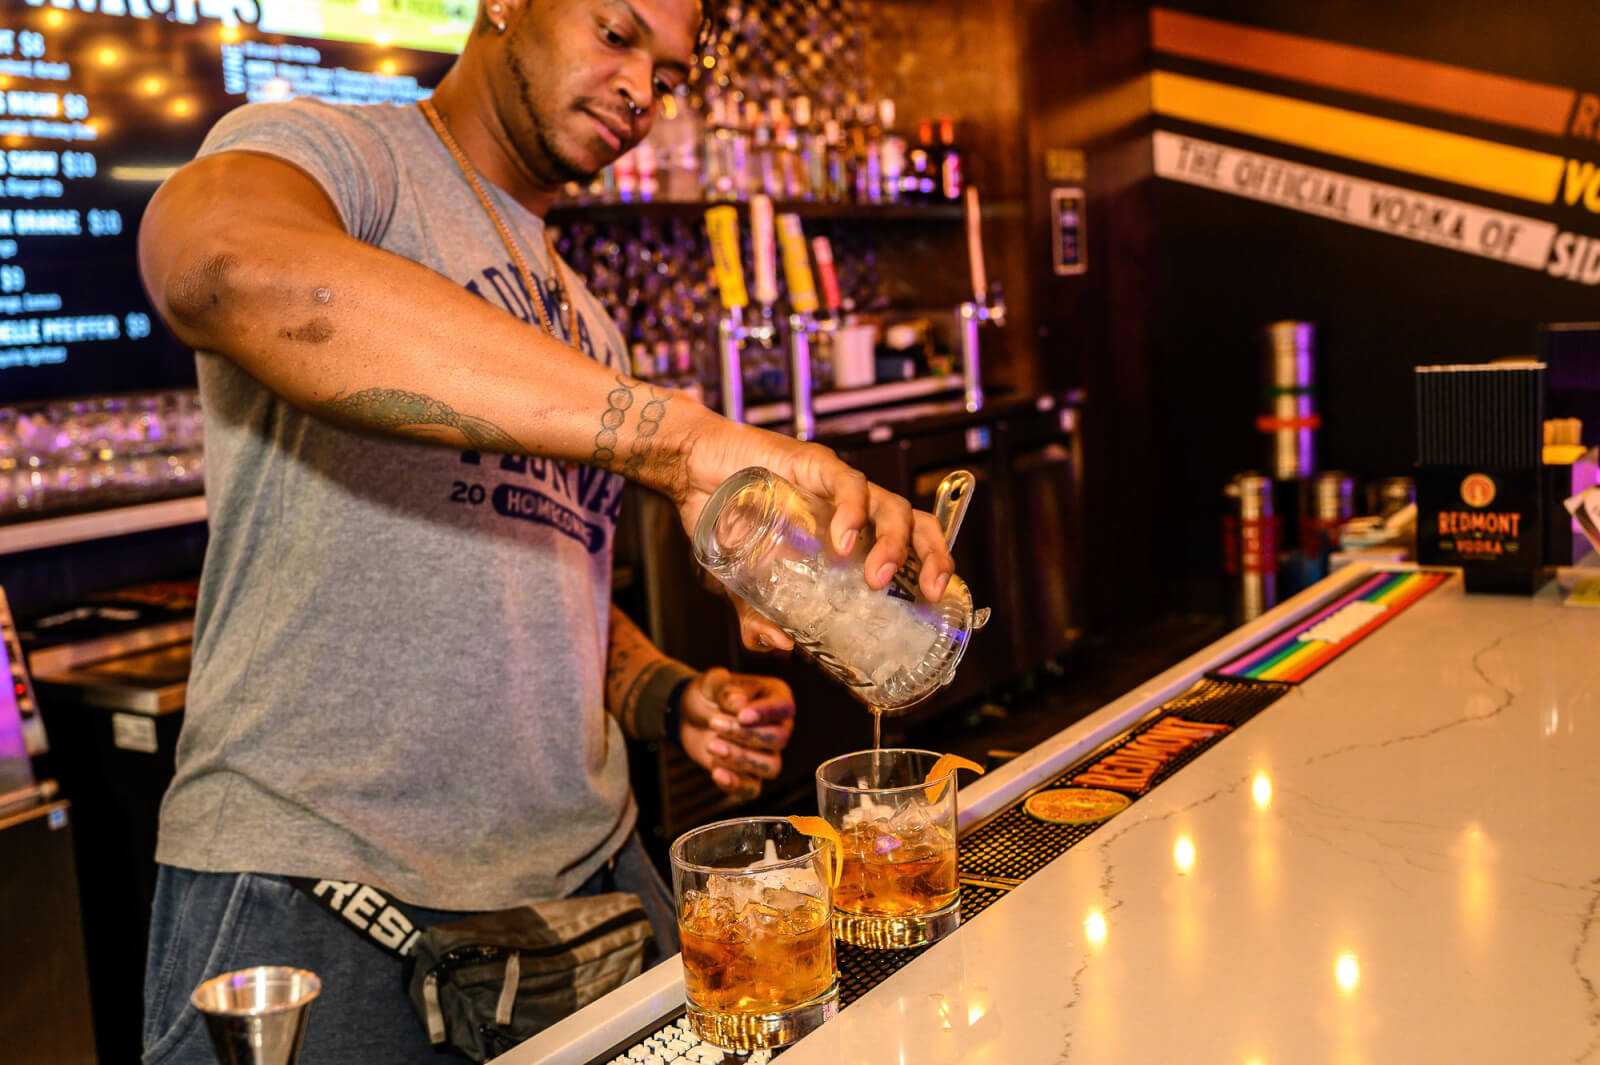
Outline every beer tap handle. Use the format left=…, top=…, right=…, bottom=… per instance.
left=705, top=205, right=750, bottom=314
left=750, top=193, right=779, bottom=310
left=705, top=205, right=749, bottom=421
left=777, top=213, right=819, bottom=441
left=810, top=235, right=843, bottom=326
left=776, top=213, right=819, bottom=316
left=964, top=184, right=988, bottom=307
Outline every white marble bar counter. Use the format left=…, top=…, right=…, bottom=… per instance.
left=500, top=565, right=1600, bottom=1065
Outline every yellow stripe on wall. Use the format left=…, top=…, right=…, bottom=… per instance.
left=1151, top=8, right=1575, bottom=137
left=1151, top=72, right=1565, bottom=205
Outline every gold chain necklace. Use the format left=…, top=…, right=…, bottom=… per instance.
left=417, top=97, right=576, bottom=342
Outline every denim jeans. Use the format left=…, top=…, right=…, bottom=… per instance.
left=142, top=832, right=680, bottom=1065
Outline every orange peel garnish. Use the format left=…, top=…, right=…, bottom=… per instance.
left=784, top=814, right=843, bottom=889
left=923, top=753, right=985, bottom=803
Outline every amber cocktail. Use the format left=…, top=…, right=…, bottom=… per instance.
left=670, top=818, right=839, bottom=1050
left=816, top=749, right=962, bottom=948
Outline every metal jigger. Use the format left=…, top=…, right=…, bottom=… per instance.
left=190, top=967, right=321, bottom=1065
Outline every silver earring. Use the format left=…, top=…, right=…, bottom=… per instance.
left=489, top=7, right=506, bottom=32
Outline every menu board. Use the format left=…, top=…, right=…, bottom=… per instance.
left=0, top=0, right=468, bottom=405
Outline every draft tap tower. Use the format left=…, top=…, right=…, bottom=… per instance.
left=747, top=193, right=782, bottom=382
left=776, top=212, right=821, bottom=440
left=706, top=204, right=754, bottom=424
left=706, top=196, right=783, bottom=424
left=958, top=185, right=1005, bottom=413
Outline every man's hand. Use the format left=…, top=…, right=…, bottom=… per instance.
left=676, top=422, right=956, bottom=652
left=678, top=667, right=796, bottom=800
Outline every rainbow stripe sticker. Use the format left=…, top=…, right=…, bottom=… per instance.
left=1215, top=570, right=1449, bottom=684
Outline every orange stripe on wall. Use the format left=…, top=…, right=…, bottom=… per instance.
left=1151, top=7, right=1575, bottom=138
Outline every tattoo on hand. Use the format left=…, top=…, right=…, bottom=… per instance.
left=317, top=388, right=523, bottom=452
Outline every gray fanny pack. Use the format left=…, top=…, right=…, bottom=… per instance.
left=291, top=877, right=652, bottom=1061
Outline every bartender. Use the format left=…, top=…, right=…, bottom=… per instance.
left=130, top=0, right=956, bottom=1061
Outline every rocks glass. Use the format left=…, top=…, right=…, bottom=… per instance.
left=816, top=749, right=962, bottom=948
left=670, top=817, right=840, bottom=1050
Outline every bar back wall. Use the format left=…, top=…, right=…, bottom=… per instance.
left=1027, top=0, right=1600, bottom=619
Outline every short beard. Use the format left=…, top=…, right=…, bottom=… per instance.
left=505, top=21, right=604, bottom=186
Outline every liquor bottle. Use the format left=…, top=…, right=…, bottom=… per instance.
left=793, top=95, right=826, bottom=201
left=907, top=118, right=936, bottom=202
left=823, top=111, right=848, bottom=203
left=937, top=116, right=963, bottom=202
left=633, top=139, right=657, bottom=203
left=648, top=92, right=700, bottom=202
left=772, top=97, right=805, bottom=201
left=749, top=98, right=780, bottom=201
left=855, top=100, right=882, bottom=204
left=671, top=337, right=705, bottom=403
left=878, top=98, right=905, bottom=203
left=704, top=87, right=746, bottom=202
left=629, top=341, right=651, bottom=379
left=629, top=316, right=654, bottom=378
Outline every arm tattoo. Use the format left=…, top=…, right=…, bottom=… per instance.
left=606, top=604, right=682, bottom=741
left=591, top=374, right=671, bottom=478
left=316, top=388, right=523, bottom=452
left=619, top=661, right=674, bottom=739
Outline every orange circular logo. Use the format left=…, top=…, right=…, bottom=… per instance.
left=1460, top=474, right=1496, bottom=508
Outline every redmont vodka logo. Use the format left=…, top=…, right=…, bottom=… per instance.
left=1460, top=473, right=1496, bottom=508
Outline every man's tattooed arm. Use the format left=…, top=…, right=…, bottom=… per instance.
left=591, top=374, right=683, bottom=487
left=605, top=604, right=696, bottom=742
left=316, top=388, right=524, bottom=452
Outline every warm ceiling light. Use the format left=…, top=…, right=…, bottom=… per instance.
left=219, top=25, right=241, bottom=43
left=141, top=76, right=165, bottom=95
left=377, top=58, right=399, bottom=76
left=1084, top=909, right=1107, bottom=945
left=44, top=10, right=66, bottom=27
left=170, top=98, right=193, bottom=118
left=374, top=31, right=392, bottom=47
left=96, top=46, right=120, bottom=66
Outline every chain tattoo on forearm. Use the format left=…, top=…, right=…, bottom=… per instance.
left=316, top=388, right=523, bottom=451
left=591, top=374, right=670, bottom=477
